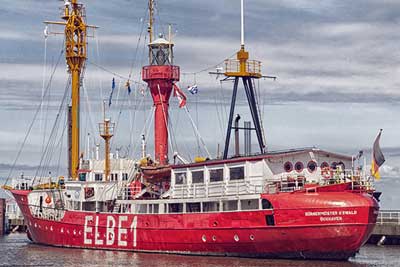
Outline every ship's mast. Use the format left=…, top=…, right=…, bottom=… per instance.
left=99, top=102, right=114, bottom=181
left=222, top=0, right=268, bottom=159
left=148, top=0, right=155, bottom=63
left=142, top=0, right=180, bottom=165
left=45, top=1, right=96, bottom=180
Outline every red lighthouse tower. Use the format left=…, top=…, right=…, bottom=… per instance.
left=142, top=33, right=179, bottom=165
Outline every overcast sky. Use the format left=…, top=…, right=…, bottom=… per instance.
left=0, top=0, right=399, bottom=189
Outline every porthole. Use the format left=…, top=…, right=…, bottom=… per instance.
left=284, top=161, right=293, bottom=172
left=307, top=161, right=317, bottom=173
left=331, top=162, right=338, bottom=169
left=294, top=162, right=304, bottom=172
left=202, top=235, right=207, bottom=242
left=320, top=162, right=329, bottom=169
left=234, top=234, right=239, bottom=242
left=212, top=235, right=217, bottom=241
left=249, top=234, right=255, bottom=241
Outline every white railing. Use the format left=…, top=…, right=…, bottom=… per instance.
left=377, top=210, right=400, bottom=225
left=29, top=204, right=65, bottom=221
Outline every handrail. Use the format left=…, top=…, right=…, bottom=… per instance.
left=377, top=210, right=400, bottom=225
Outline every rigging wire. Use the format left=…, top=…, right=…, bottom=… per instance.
left=36, top=78, right=71, bottom=181
left=4, top=47, right=65, bottom=186
left=40, top=32, right=48, bottom=156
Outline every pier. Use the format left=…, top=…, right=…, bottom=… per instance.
left=368, top=210, right=400, bottom=245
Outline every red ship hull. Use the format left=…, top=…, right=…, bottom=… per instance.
left=11, top=188, right=378, bottom=260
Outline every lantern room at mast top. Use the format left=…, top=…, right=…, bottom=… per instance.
left=149, top=33, right=174, bottom=66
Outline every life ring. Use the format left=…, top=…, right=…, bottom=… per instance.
left=321, top=167, right=332, bottom=179
left=45, top=195, right=52, bottom=204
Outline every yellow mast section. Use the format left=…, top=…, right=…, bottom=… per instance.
left=64, top=0, right=87, bottom=180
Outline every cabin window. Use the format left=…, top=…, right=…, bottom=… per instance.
left=79, top=173, right=87, bottom=181
left=186, top=202, right=201, bottom=213
left=192, top=171, right=204, bottom=184
left=168, top=203, right=183, bottom=213
left=262, top=199, right=273, bottom=209
left=229, top=166, right=244, bottom=180
left=294, top=162, right=304, bottom=172
left=337, top=161, right=345, bottom=171
left=223, top=200, right=238, bottom=211
left=110, top=173, right=118, bottom=181
left=331, top=162, right=338, bottom=169
left=203, top=201, right=220, bottom=212
left=284, top=161, right=293, bottom=172
left=137, top=204, right=147, bottom=214
left=150, top=204, right=159, bottom=214
left=82, top=201, right=95, bottom=211
left=241, top=199, right=258, bottom=210
left=94, top=173, right=103, bottom=181
left=210, top=169, right=223, bottom=182
left=320, top=162, right=329, bottom=169
left=307, top=161, right=317, bottom=173
left=175, top=172, right=187, bottom=185
left=122, top=173, right=128, bottom=181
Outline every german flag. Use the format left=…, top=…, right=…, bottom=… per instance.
left=371, top=129, right=385, bottom=179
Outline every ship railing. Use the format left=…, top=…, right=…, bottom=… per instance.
left=224, top=59, right=262, bottom=75
left=377, top=210, right=400, bottom=225
left=29, top=204, right=65, bottom=222
left=173, top=180, right=264, bottom=199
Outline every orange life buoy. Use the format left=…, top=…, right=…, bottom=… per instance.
left=45, top=195, right=52, bottom=204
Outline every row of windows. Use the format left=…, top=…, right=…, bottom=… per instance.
left=93, top=173, right=129, bottom=181
left=134, top=199, right=264, bottom=214
left=283, top=161, right=346, bottom=173
left=175, top=166, right=245, bottom=185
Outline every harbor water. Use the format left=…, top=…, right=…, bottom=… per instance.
left=1, top=233, right=400, bottom=267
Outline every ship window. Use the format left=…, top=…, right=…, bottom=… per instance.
left=307, top=161, right=317, bottom=173
left=82, top=201, right=95, bottom=211
left=168, top=203, right=183, bottom=213
left=94, top=173, right=103, bottom=181
left=110, top=173, right=118, bottom=181
left=337, top=161, right=345, bottom=171
left=320, top=162, right=329, bottom=169
left=192, top=171, right=204, bottom=184
left=186, top=202, right=201, bottom=213
left=210, top=169, right=223, bottom=182
left=149, top=204, right=159, bottom=214
left=241, top=199, right=258, bottom=210
left=203, top=201, right=220, bottom=212
left=262, top=199, right=273, bottom=209
left=137, top=204, right=147, bottom=214
left=294, top=162, right=304, bottom=172
left=265, top=215, right=275, bottom=226
left=331, top=162, right=338, bottom=169
left=175, top=172, right=187, bottom=185
left=223, top=200, right=238, bottom=211
left=229, top=166, right=244, bottom=180
left=79, top=173, right=86, bottom=181
left=284, top=161, right=293, bottom=172
left=122, top=173, right=128, bottom=181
